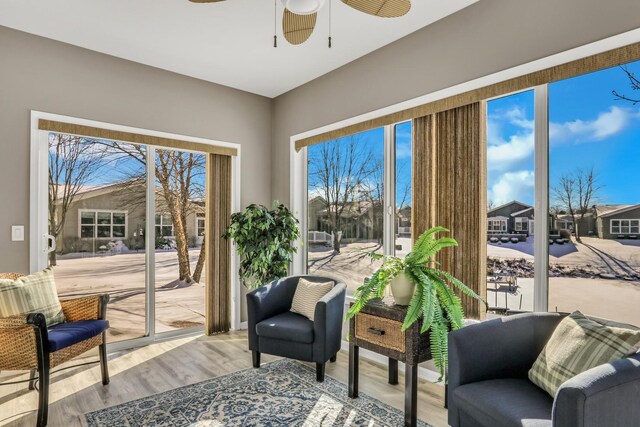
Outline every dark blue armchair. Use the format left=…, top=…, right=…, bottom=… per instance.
left=448, top=312, right=640, bottom=427
left=246, top=275, right=346, bottom=382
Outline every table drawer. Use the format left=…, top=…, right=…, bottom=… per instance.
left=354, top=312, right=406, bottom=352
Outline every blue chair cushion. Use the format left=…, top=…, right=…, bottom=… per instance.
left=47, top=320, right=110, bottom=352
left=256, top=312, right=314, bottom=344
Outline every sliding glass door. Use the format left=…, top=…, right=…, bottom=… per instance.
left=154, top=148, right=206, bottom=333
left=43, top=132, right=209, bottom=345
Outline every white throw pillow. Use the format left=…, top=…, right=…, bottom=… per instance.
left=290, top=278, right=333, bottom=321
left=0, top=268, right=66, bottom=326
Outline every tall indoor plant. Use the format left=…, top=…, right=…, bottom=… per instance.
left=223, top=202, right=300, bottom=289
left=345, top=226, right=485, bottom=378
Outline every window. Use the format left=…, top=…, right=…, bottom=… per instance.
left=155, top=213, right=174, bottom=237
left=306, top=128, right=385, bottom=293
left=611, top=219, right=639, bottom=235
left=79, top=210, right=127, bottom=239
left=515, top=217, right=528, bottom=231
left=549, top=60, right=640, bottom=325
left=197, top=214, right=205, bottom=236
left=488, top=219, right=507, bottom=232
left=395, top=121, right=412, bottom=257
left=486, top=90, right=535, bottom=314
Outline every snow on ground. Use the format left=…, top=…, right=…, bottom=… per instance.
left=54, top=250, right=206, bottom=343
left=53, top=236, right=640, bottom=345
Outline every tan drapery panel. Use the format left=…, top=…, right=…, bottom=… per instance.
left=295, top=41, right=640, bottom=151
left=205, top=153, right=233, bottom=334
left=39, top=119, right=238, bottom=157
left=412, top=102, right=487, bottom=320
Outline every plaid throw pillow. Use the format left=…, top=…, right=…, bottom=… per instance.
left=0, top=268, right=66, bottom=326
left=290, top=278, right=333, bottom=321
left=529, top=311, right=640, bottom=397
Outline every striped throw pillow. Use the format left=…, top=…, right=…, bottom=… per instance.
left=290, top=278, right=334, bottom=321
left=529, top=311, right=640, bottom=397
left=0, top=268, right=66, bottom=326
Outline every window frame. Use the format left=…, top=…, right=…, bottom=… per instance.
left=515, top=217, right=529, bottom=231
left=77, top=209, right=128, bottom=239
left=155, top=213, right=175, bottom=238
left=611, top=219, right=640, bottom=235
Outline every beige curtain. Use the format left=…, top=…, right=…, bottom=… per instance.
left=412, top=102, right=487, bottom=319
left=205, top=153, right=233, bottom=334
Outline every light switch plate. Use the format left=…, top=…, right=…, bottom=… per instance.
left=11, top=225, right=24, bottom=242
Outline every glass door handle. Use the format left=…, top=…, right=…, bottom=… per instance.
left=44, top=234, right=56, bottom=253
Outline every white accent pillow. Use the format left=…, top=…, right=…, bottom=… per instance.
left=290, top=278, right=333, bottom=321
left=0, top=268, right=66, bottom=326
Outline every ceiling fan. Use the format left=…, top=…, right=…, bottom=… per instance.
left=188, top=0, right=412, bottom=46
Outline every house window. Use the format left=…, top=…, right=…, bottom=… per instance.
left=155, top=213, right=174, bottom=237
left=611, top=219, right=640, bottom=235
left=515, top=217, right=528, bottom=231
left=79, top=210, right=127, bottom=239
left=488, top=219, right=507, bottom=232
left=197, top=214, right=205, bottom=236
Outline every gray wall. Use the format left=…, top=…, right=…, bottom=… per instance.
left=271, top=0, right=640, bottom=204
left=0, top=26, right=272, bottom=275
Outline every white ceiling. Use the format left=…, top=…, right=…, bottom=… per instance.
left=0, top=0, right=478, bottom=97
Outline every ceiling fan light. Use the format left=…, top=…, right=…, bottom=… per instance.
left=281, top=0, right=325, bottom=15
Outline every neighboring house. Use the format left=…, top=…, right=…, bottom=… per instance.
left=594, top=204, right=640, bottom=239
left=54, top=182, right=205, bottom=254
left=487, top=201, right=535, bottom=236
left=307, top=195, right=384, bottom=242
left=554, top=212, right=596, bottom=237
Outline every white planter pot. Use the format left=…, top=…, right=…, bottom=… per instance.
left=389, top=272, right=415, bottom=306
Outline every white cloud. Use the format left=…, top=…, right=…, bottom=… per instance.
left=490, top=170, right=535, bottom=206
left=487, top=132, right=534, bottom=172
left=549, top=106, right=639, bottom=143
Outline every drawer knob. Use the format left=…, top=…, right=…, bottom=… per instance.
left=368, top=327, right=385, bottom=336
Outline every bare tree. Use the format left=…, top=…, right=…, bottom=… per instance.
left=98, top=142, right=206, bottom=283
left=487, top=199, right=496, bottom=211
left=48, top=134, right=106, bottom=265
left=358, top=156, right=384, bottom=245
left=308, top=136, right=374, bottom=253
left=552, top=167, right=601, bottom=242
left=612, top=65, right=640, bottom=105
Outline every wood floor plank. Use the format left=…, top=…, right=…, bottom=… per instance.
left=0, top=331, right=448, bottom=426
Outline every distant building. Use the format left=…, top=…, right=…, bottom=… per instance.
left=307, top=195, right=405, bottom=242
left=594, top=204, right=640, bottom=239
left=487, top=200, right=536, bottom=236
left=54, top=182, right=205, bottom=254
left=488, top=201, right=640, bottom=240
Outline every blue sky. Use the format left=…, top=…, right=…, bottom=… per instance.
left=308, top=60, right=640, bottom=211
left=307, top=122, right=412, bottom=208
left=488, top=60, right=640, bottom=207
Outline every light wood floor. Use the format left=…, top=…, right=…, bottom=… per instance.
left=0, top=331, right=448, bottom=426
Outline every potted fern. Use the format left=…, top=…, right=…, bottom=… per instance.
left=345, top=226, right=485, bottom=378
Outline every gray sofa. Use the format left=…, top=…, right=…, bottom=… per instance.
left=448, top=312, right=640, bottom=427
left=246, top=275, right=346, bottom=382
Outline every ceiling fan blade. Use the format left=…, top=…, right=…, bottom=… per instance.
left=188, top=0, right=225, bottom=3
left=341, top=0, right=411, bottom=18
left=283, top=9, right=317, bottom=45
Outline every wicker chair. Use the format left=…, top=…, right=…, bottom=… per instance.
left=0, top=272, right=110, bottom=427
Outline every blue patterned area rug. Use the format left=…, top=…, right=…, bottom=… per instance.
left=84, top=359, right=432, bottom=426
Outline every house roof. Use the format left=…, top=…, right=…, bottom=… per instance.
left=488, top=216, right=509, bottom=220
left=596, top=204, right=640, bottom=218
left=487, top=200, right=532, bottom=215
left=510, top=207, right=533, bottom=217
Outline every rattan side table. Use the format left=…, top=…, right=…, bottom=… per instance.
left=348, top=298, right=432, bottom=427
